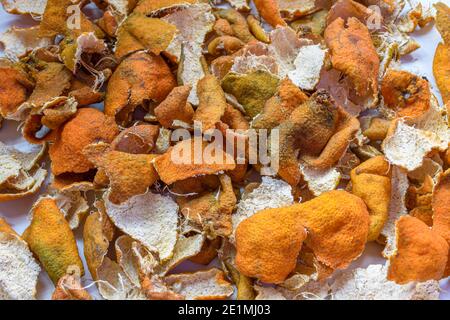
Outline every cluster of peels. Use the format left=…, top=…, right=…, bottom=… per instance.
left=0, top=0, right=449, bottom=300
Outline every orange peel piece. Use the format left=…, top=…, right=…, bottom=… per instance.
left=193, top=75, right=228, bottom=132
left=22, top=197, right=84, bottom=284
left=178, top=175, right=237, bottom=238
left=49, top=108, right=118, bottom=176
left=105, top=51, right=176, bottom=125
left=387, top=216, right=448, bottom=284
left=153, top=139, right=236, bottom=185
left=253, top=0, right=287, bottom=27
left=324, top=17, right=379, bottom=107
left=252, top=78, right=308, bottom=130
left=1, top=0, right=47, bottom=15
left=351, top=156, right=391, bottom=241
left=115, top=12, right=177, bottom=60
left=235, top=205, right=307, bottom=283
left=84, top=142, right=159, bottom=204
left=155, top=86, right=194, bottom=129
left=0, top=59, right=33, bottom=118
left=381, top=69, right=431, bottom=119
left=83, top=210, right=115, bottom=280
left=0, top=26, right=52, bottom=58
left=432, top=169, right=450, bottom=276
left=433, top=43, right=450, bottom=104
left=110, top=124, right=159, bottom=154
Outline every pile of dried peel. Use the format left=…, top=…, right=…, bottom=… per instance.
left=0, top=0, right=449, bottom=300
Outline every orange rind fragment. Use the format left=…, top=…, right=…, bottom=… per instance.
left=104, top=191, right=179, bottom=261
left=278, top=90, right=359, bottom=186
left=324, top=17, right=379, bottom=106
left=363, top=118, right=391, bottom=141
left=110, top=124, right=159, bottom=154
left=153, top=139, right=236, bottom=185
left=52, top=266, right=92, bottom=300
left=19, top=62, right=73, bottom=119
left=0, top=228, right=41, bottom=300
left=83, top=209, right=115, bottom=280
left=0, top=59, right=33, bottom=118
left=115, top=12, right=177, bottom=60
left=208, top=36, right=245, bottom=56
left=351, top=156, right=391, bottom=241
left=193, top=75, right=228, bottom=132
left=253, top=0, right=287, bottom=27
left=49, top=108, right=119, bottom=176
left=178, top=175, right=237, bottom=238
left=189, top=237, right=221, bottom=266
left=326, top=0, right=383, bottom=27
left=387, top=216, right=448, bottom=284
left=435, top=2, right=450, bottom=44
left=0, top=26, right=52, bottom=58
left=296, top=190, right=369, bottom=270
left=407, top=175, right=434, bottom=227
left=39, top=0, right=104, bottom=38
left=247, top=15, right=270, bottom=43
left=22, top=197, right=84, bottom=284
left=105, top=51, right=176, bottom=125
left=216, top=9, right=255, bottom=43
left=432, top=169, right=450, bottom=276
left=222, top=70, right=280, bottom=119
left=161, top=3, right=215, bottom=105
left=164, top=268, right=234, bottom=300
left=433, top=43, right=450, bottom=104
left=252, top=78, right=308, bottom=130
left=381, top=69, right=431, bottom=120
left=84, top=142, right=159, bottom=204
left=0, top=141, right=47, bottom=203
left=235, top=205, right=307, bottom=283
left=236, top=190, right=369, bottom=282
left=154, top=86, right=194, bottom=129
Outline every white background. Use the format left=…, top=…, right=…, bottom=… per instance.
left=0, top=0, right=448, bottom=300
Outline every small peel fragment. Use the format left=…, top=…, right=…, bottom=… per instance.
left=165, top=268, right=234, bottom=300
left=387, top=216, right=448, bottom=284
left=104, top=191, right=179, bottom=262
left=1, top=0, right=47, bottom=15
left=299, top=162, right=341, bottom=197
left=287, top=44, right=326, bottom=91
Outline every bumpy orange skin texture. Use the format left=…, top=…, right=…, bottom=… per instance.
left=194, top=75, right=228, bottom=132
left=87, top=148, right=159, bottom=205
left=0, top=61, right=33, bottom=117
left=432, top=169, right=450, bottom=276
left=39, top=0, right=104, bottom=38
left=381, top=69, right=431, bottom=119
left=235, top=207, right=307, bottom=284
left=49, top=108, right=119, bottom=176
left=253, top=0, right=287, bottom=27
left=324, top=17, right=379, bottom=99
left=252, top=78, right=308, bottom=130
left=133, top=0, right=197, bottom=15
left=153, top=139, right=236, bottom=185
left=23, top=198, right=84, bottom=284
left=236, top=190, right=370, bottom=283
left=115, top=13, right=177, bottom=59
left=433, top=43, right=450, bottom=105
left=105, top=51, right=176, bottom=125
left=351, top=156, right=391, bottom=241
left=388, top=216, right=448, bottom=284
left=155, top=86, right=194, bottom=129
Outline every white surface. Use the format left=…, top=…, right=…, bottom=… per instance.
left=0, top=0, right=449, bottom=300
